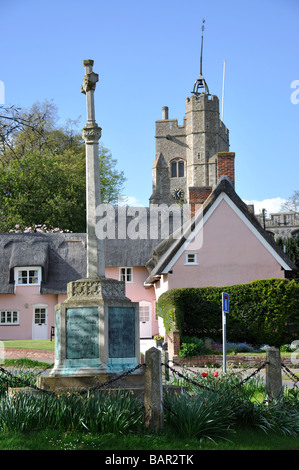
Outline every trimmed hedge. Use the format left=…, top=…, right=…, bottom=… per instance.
left=156, top=279, right=299, bottom=346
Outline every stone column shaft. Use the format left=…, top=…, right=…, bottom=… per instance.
left=81, top=59, right=105, bottom=278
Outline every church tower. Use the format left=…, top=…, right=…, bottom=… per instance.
left=150, top=22, right=235, bottom=208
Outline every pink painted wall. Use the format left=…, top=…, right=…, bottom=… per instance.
left=166, top=198, right=284, bottom=292
left=106, top=266, right=158, bottom=336
left=0, top=286, right=59, bottom=340
left=0, top=267, right=158, bottom=340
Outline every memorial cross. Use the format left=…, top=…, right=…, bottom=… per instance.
left=81, top=60, right=105, bottom=278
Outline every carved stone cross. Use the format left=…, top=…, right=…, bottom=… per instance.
left=81, top=60, right=105, bottom=278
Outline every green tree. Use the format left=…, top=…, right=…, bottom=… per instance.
left=0, top=101, right=126, bottom=232
left=0, top=100, right=61, bottom=163
left=0, top=146, right=125, bottom=233
left=0, top=152, right=85, bottom=232
left=276, top=237, right=299, bottom=267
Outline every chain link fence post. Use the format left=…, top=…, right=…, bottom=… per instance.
left=266, top=348, right=283, bottom=399
left=144, top=347, right=164, bottom=431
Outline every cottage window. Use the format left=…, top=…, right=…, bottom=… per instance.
left=34, top=307, right=47, bottom=325
left=0, top=310, right=19, bottom=325
left=139, top=305, right=150, bottom=322
left=185, top=253, right=198, bottom=265
left=14, top=266, right=42, bottom=286
left=119, top=267, right=133, bottom=283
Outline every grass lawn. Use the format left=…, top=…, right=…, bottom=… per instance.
left=0, top=341, right=298, bottom=452
left=1, top=427, right=299, bottom=451
left=2, top=339, right=55, bottom=350
left=2, top=340, right=295, bottom=357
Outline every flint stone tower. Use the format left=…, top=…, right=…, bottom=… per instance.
left=150, top=22, right=234, bottom=208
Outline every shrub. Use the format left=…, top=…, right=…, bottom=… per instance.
left=280, top=343, right=298, bottom=353
left=164, top=389, right=236, bottom=441
left=0, top=390, right=143, bottom=434
left=166, top=369, right=299, bottom=437
left=227, top=342, right=256, bottom=353
left=156, top=279, right=299, bottom=346
left=177, top=336, right=209, bottom=357
left=252, top=397, right=299, bottom=436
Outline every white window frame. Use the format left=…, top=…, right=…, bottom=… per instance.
left=119, top=267, right=133, bottom=283
left=0, top=310, right=19, bottom=325
left=14, top=266, right=42, bottom=286
left=139, top=304, right=150, bottom=323
left=33, top=304, right=48, bottom=326
left=185, top=253, right=198, bottom=265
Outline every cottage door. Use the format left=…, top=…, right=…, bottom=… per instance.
left=139, top=301, right=152, bottom=338
left=32, top=305, right=48, bottom=339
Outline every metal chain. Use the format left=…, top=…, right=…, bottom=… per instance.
left=163, top=360, right=269, bottom=392
left=281, top=362, right=299, bottom=389
left=1, top=358, right=298, bottom=396
left=82, top=363, right=146, bottom=393
left=230, top=362, right=268, bottom=389
left=171, top=360, right=203, bottom=376
left=162, top=362, right=217, bottom=392
left=35, top=363, right=55, bottom=376
left=0, top=363, right=145, bottom=395
left=0, top=365, right=54, bottom=394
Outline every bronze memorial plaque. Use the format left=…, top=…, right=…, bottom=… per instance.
left=66, top=307, right=99, bottom=359
left=108, top=307, right=135, bottom=358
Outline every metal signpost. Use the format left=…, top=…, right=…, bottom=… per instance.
left=222, top=292, right=229, bottom=373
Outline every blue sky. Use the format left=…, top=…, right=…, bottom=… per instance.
left=1, top=0, right=298, bottom=214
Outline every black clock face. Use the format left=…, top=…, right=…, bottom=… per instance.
left=172, top=188, right=184, bottom=200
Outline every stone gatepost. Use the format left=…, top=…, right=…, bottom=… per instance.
left=266, top=348, right=283, bottom=399
left=144, top=347, right=164, bottom=430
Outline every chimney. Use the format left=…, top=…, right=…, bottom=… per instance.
left=217, top=152, right=235, bottom=186
left=189, top=186, right=212, bottom=218
left=162, top=106, right=169, bottom=120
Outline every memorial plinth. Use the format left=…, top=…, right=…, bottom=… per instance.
left=50, top=277, right=140, bottom=377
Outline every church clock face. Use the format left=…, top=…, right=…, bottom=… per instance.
left=172, top=188, right=184, bottom=201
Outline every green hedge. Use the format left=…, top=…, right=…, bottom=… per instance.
left=156, top=279, right=299, bottom=346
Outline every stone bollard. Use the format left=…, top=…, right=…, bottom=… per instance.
left=266, top=348, right=283, bottom=399
left=144, top=347, right=164, bottom=430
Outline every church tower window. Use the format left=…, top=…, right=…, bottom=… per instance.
left=171, top=159, right=185, bottom=178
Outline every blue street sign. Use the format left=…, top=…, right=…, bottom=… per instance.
left=222, top=292, right=229, bottom=313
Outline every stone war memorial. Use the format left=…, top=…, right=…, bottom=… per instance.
left=38, top=60, right=142, bottom=391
